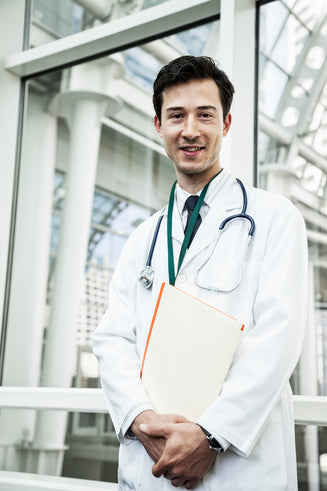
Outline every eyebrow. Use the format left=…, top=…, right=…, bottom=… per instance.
left=165, top=105, right=218, bottom=113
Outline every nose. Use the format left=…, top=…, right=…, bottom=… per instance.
left=181, top=116, right=200, bottom=139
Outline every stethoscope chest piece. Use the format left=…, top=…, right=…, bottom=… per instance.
left=138, top=214, right=164, bottom=289
left=138, top=265, right=154, bottom=289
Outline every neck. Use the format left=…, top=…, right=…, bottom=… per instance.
left=177, top=169, right=222, bottom=194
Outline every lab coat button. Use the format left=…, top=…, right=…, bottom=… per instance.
left=178, top=274, right=186, bottom=282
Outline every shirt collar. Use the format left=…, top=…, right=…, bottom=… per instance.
left=175, top=168, right=227, bottom=212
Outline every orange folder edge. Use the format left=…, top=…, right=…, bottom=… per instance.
left=175, top=284, right=245, bottom=331
left=140, top=282, right=165, bottom=379
left=140, top=282, right=244, bottom=379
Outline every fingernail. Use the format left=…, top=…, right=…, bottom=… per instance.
left=139, top=423, right=147, bottom=431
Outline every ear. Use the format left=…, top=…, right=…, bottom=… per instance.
left=154, top=115, right=163, bottom=138
left=223, top=113, right=232, bottom=136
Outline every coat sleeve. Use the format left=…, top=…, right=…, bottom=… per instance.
left=196, top=196, right=308, bottom=456
left=93, top=225, right=154, bottom=444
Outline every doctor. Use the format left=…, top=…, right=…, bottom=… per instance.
left=93, top=55, right=308, bottom=490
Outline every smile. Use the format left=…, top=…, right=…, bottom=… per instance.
left=180, top=146, right=204, bottom=152
left=179, top=145, right=205, bottom=157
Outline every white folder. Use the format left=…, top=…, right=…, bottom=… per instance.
left=140, top=282, right=244, bottom=421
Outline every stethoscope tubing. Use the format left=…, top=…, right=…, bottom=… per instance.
left=139, top=178, right=255, bottom=290
left=219, top=179, right=255, bottom=236
left=145, top=214, right=164, bottom=267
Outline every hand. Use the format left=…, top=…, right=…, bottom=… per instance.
left=131, top=410, right=188, bottom=463
left=139, top=421, right=217, bottom=489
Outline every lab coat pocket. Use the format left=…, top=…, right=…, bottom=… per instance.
left=197, top=260, right=261, bottom=293
left=197, top=260, right=242, bottom=292
left=118, top=440, right=145, bottom=490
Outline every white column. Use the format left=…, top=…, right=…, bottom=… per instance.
left=31, top=96, right=108, bottom=473
left=219, top=0, right=256, bottom=185
left=0, top=98, right=57, bottom=471
left=0, top=0, right=53, bottom=473
left=299, top=263, right=320, bottom=491
left=74, top=0, right=113, bottom=20
left=32, top=57, right=123, bottom=475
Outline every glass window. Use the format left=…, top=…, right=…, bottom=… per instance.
left=258, top=0, right=327, bottom=436
left=270, top=15, right=309, bottom=74
left=29, top=0, right=174, bottom=48
left=291, top=0, right=327, bottom=30
left=259, top=60, right=289, bottom=118
left=258, top=13, right=327, bottom=477
left=260, top=1, right=289, bottom=55
left=1, top=19, right=219, bottom=483
left=295, top=425, right=327, bottom=490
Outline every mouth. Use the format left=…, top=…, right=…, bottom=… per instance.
left=179, top=145, right=205, bottom=157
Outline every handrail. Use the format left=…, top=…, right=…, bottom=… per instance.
left=0, top=470, right=118, bottom=490
left=0, top=387, right=326, bottom=426
left=293, top=395, right=327, bottom=426
left=0, top=387, right=106, bottom=412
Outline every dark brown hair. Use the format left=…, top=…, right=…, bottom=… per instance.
left=153, top=55, right=235, bottom=123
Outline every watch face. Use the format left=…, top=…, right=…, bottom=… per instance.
left=208, top=436, right=223, bottom=452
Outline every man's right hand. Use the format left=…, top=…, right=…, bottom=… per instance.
left=130, top=410, right=188, bottom=463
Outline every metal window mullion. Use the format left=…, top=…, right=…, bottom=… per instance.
left=5, top=0, right=219, bottom=79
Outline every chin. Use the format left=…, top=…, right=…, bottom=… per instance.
left=177, top=164, right=208, bottom=175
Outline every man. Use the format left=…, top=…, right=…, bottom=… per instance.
left=93, top=56, right=308, bottom=490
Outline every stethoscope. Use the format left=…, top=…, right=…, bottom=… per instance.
left=138, top=178, right=255, bottom=292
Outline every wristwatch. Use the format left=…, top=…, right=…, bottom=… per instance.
left=197, top=424, right=224, bottom=453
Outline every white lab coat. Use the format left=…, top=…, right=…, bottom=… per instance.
left=93, top=171, right=308, bottom=491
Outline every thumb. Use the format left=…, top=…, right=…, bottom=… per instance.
left=139, top=422, right=171, bottom=438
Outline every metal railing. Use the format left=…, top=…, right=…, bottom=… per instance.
left=0, top=387, right=326, bottom=490
left=0, top=387, right=326, bottom=425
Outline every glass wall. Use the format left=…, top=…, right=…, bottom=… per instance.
left=0, top=12, right=219, bottom=482
left=29, top=0, right=172, bottom=48
left=258, top=0, right=327, bottom=489
left=296, top=424, right=327, bottom=490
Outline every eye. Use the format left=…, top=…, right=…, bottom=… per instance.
left=200, top=112, right=212, bottom=119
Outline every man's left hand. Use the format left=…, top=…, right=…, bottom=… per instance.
left=139, top=421, right=217, bottom=489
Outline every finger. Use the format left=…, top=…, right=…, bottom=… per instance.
left=171, top=476, right=185, bottom=487
left=164, top=470, right=182, bottom=481
left=184, top=479, right=200, bottom=490
left=152, top=456, right=170, bottom=478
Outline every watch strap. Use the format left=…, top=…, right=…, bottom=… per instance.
left=197, top=424, right=224, bottom=453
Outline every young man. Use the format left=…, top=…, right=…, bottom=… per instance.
left=93, top=56, right=308, bottom=490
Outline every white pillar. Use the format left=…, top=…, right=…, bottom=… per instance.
left=299, top=263, right=320, bottom=491
left=0, top=0, right=57, bottom=471
left=219, top=0, right=256, bottom=185
left=0, top=98, right=57, bottom=470
left=32, top=96, right=108, bottom=473
left=74, top=0, right=113, bottom=20
left=32, top=57, right=123, bottom=475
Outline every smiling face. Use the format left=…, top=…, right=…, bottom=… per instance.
left=154, top=78, right=232, bottom=192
